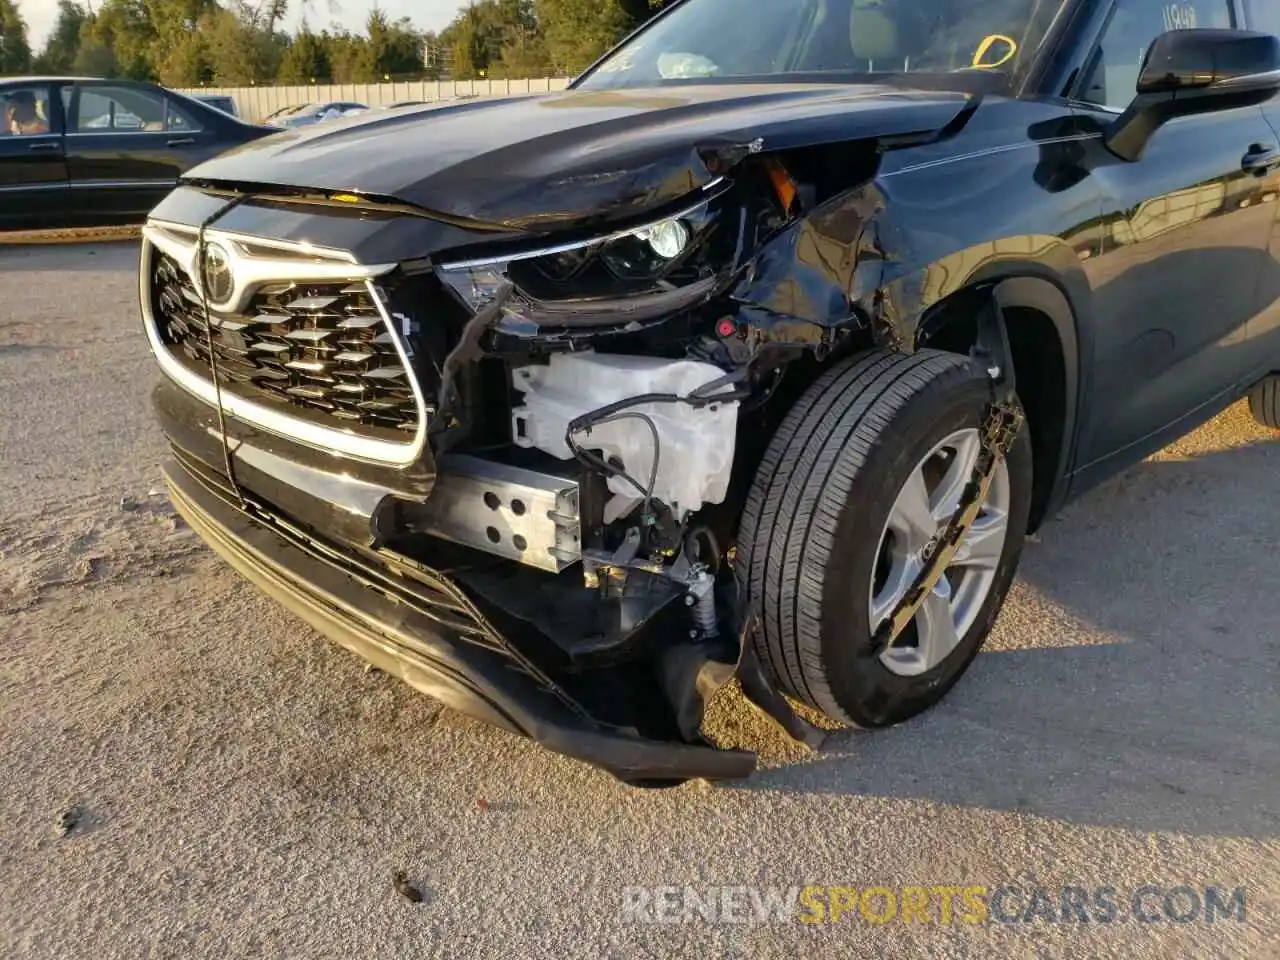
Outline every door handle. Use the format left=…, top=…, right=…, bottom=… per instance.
left=27, top=141, right=60, bottom=152
left=166, top=136, right=196, bottom=147
left=1242, top=143, right=1280, bottom=175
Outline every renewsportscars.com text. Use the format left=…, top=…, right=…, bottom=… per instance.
left=620, top=884, right=1248, bottom=926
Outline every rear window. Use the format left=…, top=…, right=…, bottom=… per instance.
left=73, top=85, right=201, bottom=133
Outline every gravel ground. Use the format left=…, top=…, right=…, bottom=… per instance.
left=1, top=241, right=1277, bottom=958
left=0, top=226, right=139, bottom=246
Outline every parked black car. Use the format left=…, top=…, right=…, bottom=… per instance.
left=140, top=0, right=1280, bottom=785
left=0, top=78, right=270, bottom=230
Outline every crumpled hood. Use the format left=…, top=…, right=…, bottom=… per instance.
left=186, top=83, right=972, bottom=233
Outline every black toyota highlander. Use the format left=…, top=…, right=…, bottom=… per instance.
left=139, top=0, right=1280, bottom=785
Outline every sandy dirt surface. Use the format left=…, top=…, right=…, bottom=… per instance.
left=1, top=241, right=1277, bottom=958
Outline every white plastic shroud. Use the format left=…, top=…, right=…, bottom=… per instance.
left=510, top=353, right=740, bottom=522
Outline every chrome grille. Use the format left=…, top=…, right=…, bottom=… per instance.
left=151, top=252, right=421, bottom=438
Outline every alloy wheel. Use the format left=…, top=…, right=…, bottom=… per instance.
left=869, top=428, right=1011, bottom=677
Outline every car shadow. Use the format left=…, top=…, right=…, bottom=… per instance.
left=0, top=342, right=61, bottom=357
left=0, top=240, right=140, bottom=272
left=736, top=434, right=1280, bottom=840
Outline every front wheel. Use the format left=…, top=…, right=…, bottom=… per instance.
left=1247, top=375, right=1280, bottom=429
left=736, top=349, right=1033, bottom=728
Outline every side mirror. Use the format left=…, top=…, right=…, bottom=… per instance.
left=1106, top=29, right=1280, bottom=162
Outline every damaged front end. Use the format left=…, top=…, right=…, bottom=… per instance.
left=140, top=88, right=964, bottom=782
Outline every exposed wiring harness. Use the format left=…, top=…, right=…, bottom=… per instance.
left=563, top=372, right=752, bottom=538
left=567, top=411, right=662, bottom=524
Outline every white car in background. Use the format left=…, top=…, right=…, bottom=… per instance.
left=267, top=101, right=369, bottom=128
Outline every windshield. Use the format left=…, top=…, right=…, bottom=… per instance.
left=575, top=0, right=1067, bottom=91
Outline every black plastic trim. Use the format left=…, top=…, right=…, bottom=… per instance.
left=161, top=454, right=758, bottom=786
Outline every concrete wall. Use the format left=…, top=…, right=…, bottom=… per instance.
left=177, top=78, right=572, bottom=122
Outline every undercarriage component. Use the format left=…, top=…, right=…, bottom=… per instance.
left=453, top=553, right=689, bottom=664
left=413, top=454, right=582, bottom=573
left=686, top=568, right=718, bottom=638
left=582, top=534, right=722, bottom=639
left=510, top=353, right=740, bottom=520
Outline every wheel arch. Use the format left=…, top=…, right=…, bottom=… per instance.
left=915, top=272, right=1083, bottom=532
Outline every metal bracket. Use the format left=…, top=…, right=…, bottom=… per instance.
left=972, top=286, right=1018, bottom=405
left=871, top=290, right=1024, bottom=657
left=868, top=400, right=1023, bottom=657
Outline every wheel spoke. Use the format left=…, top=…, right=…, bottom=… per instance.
left=930, top=430, right=982, bottom=521
left=870, top=554, right=921, bottom=631
left=874, top=427, right=1011, bottom=679
left=951, top=509, right=1008, bottom=571
left=888, top=465, right=936, bottom=552
left=914, top=577, right=961, bottom=671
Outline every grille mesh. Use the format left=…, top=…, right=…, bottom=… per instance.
left=151, top=252, right=421, bottom=439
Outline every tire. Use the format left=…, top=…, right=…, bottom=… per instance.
left=736, top=348, right=1033, bottom=728
left=1247, top=376, right=1280, bottom=429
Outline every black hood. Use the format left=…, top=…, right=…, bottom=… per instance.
left=186, top=84, right=972, bottom=233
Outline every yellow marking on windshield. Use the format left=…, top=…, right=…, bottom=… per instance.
left=972, top=35, right=1018, bottom=69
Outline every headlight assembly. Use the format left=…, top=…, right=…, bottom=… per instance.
left=436, top=190, right=729, bottom=335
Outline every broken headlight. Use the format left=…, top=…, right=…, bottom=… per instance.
left=436, top=190, right=729, bottom=335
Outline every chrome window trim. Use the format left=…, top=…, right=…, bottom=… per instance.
left=0, top=182, right=68, bottom=192
left=64, top=130, right=200, bottom=137
left=64, top=125, right=205, bottom=137
left=70, top=178, right=177, bottom=189
left=138, top=234, right=429, bottom=467
left=435, top=177, right=728, bottom=271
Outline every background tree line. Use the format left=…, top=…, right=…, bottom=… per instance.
left=0, top=0, right=671, bottom=86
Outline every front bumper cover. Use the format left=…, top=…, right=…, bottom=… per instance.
left=162, top=453, right=760, bottom=786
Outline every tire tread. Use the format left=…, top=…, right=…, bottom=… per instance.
left=737, top=348, right=976, bottom=721
left=1249, top=376, right=1280, bottom=429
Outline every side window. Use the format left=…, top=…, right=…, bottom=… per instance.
left=1078, top=0, right=1233, bottom=108
left=1243, top=0, right=1280, bottom=35
left=1, top=86, right=54, bottom=137
left=164, top=98, right=200, bottom=133
left=72, top=85, right=201, bottom=133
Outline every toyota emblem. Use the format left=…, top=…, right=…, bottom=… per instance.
left=200, top=242, right=235, bottom=306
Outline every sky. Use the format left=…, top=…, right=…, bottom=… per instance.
left=21, top=0, right=469, bottom=53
